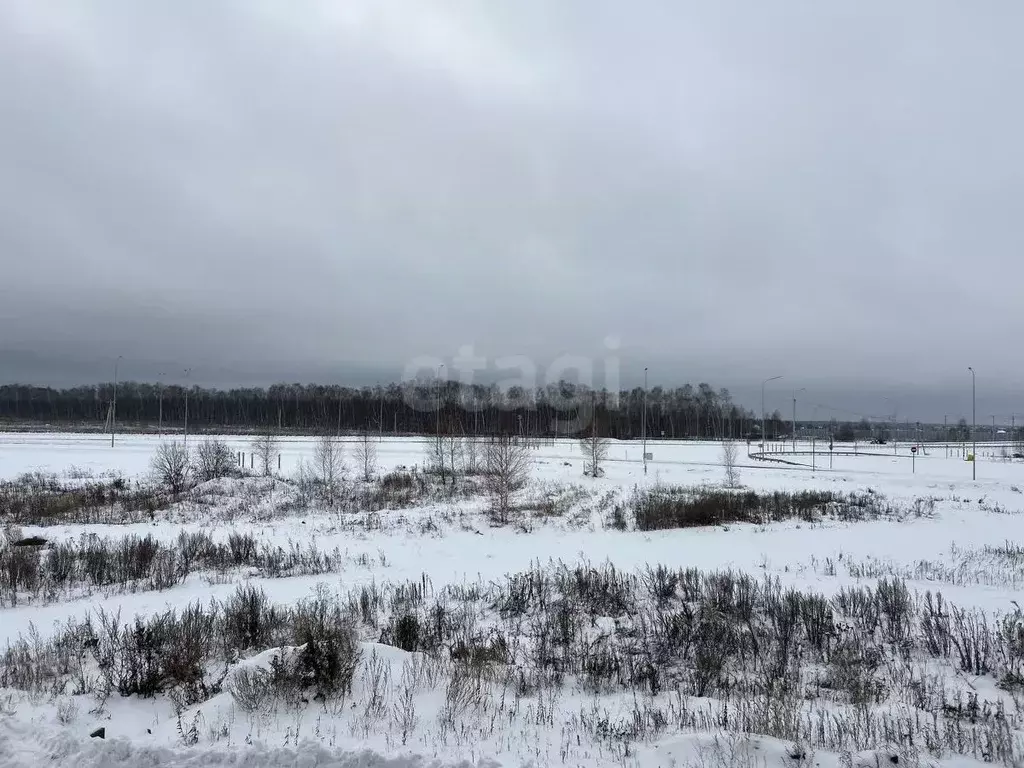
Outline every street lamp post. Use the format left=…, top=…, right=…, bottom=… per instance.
left=111, top=356, right=122, bottom=447
left=968, top=367, right=976, bottom=480
left=642, top=367, right=648, bottom=475
left=792, top=387, right=805, bottom=453
left=761, top=376, right=782, bottom=454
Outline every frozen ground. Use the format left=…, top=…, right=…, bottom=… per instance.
left=1, top=432, right=1023, bottom=767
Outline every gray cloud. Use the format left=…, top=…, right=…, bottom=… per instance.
left=2, top=0, right=1023, bottom=419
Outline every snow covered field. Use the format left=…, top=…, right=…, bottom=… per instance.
left=1, top=432, right=1023, bottom=767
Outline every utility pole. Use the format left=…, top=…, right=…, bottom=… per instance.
left=110, top=355, right=122, bottom=447
left=183, top=368, right=192, bottom=448
left=642, top=367, right=648, bottom=475
left=944, top=414, right=948, bottom=458
left=992, top=415, right=996, bottom=443
left=761, top=376, right=782, bottom=455
left=379, top=383, right=384, bottom=443
left=968, top=367, right=976, bottom=480
left=792, top=397, right=797, bottom=453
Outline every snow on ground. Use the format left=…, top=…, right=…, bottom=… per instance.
left=1, top=432, right=1023, bottom=767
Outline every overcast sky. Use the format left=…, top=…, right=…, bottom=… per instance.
left=2, top=1, right=1023, bottom=421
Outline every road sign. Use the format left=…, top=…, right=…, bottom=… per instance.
left=911, top=446, right=918, bottom=454
left=644, top=452, right=653, bottom=461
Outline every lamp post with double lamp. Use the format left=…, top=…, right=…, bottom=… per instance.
left=968, top=367, right=976, bottom=480
left=761, top=376, right=782, bottom=454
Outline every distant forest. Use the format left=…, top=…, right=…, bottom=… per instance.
left=0, top=381, right=783, bottom=439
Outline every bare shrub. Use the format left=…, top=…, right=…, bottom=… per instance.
left=353, top=430, right=377, bottom=482
left=484, top=434, right=531, bottom=524
left=150, top=442, right=192, bottom=495
left=291, top=590, right=361, bottom=699
left=56, top=697, right=79, bottom=724
left=222, top=584, right=278, bottom=653
left=228, top=666, right=272, bottom=713
left=293, top=459, right=315, bottom=510
left=0, top=543, right=41, bottom=606
left=721, top=440, right=740, bottom=488
left=951, top=606, right=993, bottom=675
left=150, top=550, right=180, bottom=591
left=177, top=531, right=214, bottom=575
left=194, top=439, right=235, bottom=482
left=631, top=487, right=887, bottom=531
left=97, top=603, right=221, bottom=705
left=392, top=659, right=420, bottom=745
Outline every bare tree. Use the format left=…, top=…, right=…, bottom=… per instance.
left=444, top=434, right=463, bottom=486
left=721, top=440, right=741, bottom=488
left=294, top=458, right=315, bottom=510
left=312, top=432, right=345, bottom=506
left=353, top=429, right=378, bottom=482
left=461, top=436, right=481, bottom=475
left=251, top=430, right=281, bottom=477
left=150, top=441, right=192, bottom=495
left=426, top=433, right=461, bottom=487
left=194, top=438, right=235, bottom=482
left=484, top=435, right=531, bottom=524
left=579, top=431, right=609, bottom=478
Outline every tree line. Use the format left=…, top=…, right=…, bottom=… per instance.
left=0, top=380, right=784, bottom=439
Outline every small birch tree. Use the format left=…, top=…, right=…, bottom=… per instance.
left=484, top=435, right=531, bottom=524
left=721, top=440, right=740, bottom=488
left=353, top=430, right=378, bottom=482
left=251, top=430, right=281, bottom=477
left=580, top=431, right=609, bottom=478
left=313, top=433, right=344, bottom=507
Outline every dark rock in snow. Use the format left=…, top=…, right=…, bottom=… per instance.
left=90, top=727, right=105, bottom=739
left=12, top=536, right=47, bottom=547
